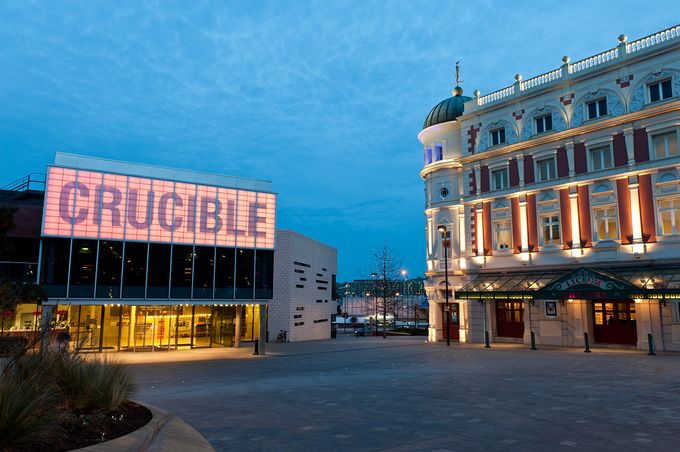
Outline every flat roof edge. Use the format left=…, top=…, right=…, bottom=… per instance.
left=53, top=152, right=274, bottom=192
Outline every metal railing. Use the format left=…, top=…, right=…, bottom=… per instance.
left=1, top=173, right=46, bottom=192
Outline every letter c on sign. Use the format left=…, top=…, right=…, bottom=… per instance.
left=59, top=181, right=89, bottom=224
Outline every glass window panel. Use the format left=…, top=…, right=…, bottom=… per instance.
left=607, top=218, right=618, bottom=239
left=588, top=101, right=597, bottom=119
left=193, top=246, right=214, bottom=299
left=193, top=305, right=213, bottom=348
left=545, top=114, right=552, bottom=131
left=595, top=312, right=603, bottom=325
left=69, top=240, right=97, bottom=298
left=598, top=98, right=607, bottom=116
left=255, top=250, right=274, bottom=299
left=40, top=238, right=70, bottom=297
left=650, top=83, right=661, bottom=102
left=668, top=133, right=678, bottom=157
left=661, top=211, right=673, bottom=235
left=171, top=245, right=193, bottom=298
left=215, top=247, right=235, bottom=299
left=147, top=244, right=171, bottom=298
left=95, top=241, right=123, bottom=299
left=235, top=248, right=255, bottom=299
left=122, top=242, right=147, bottom=298
left=102, top=305, right=121, bottom=350
left=536, top=117, right=544, bottom=134
left=79, top=305, right=102, bottom=350
left=662, top=79, right=672, bottom=99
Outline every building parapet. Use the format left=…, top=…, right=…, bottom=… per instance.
left=472, top=24, right=680, bottom=110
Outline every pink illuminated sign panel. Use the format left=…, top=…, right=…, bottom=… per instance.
left=42, top=166, right=276, bottom=249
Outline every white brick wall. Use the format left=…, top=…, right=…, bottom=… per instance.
left=270, top=230, right=338, bottom=342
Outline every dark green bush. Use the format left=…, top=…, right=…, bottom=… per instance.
left=0, top=372, right=58, bottom=450
left=59, top=356, right=135, bottom=411
left=0, top=351, right=136, bottom=449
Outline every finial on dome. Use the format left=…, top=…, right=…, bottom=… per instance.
left=562, top=55, right=571, bottom=64
left=452, top=60, right=464, bottom=96
left=514, top=73, right=523, bottom=82
left=618, top=34, right=627, bottom=43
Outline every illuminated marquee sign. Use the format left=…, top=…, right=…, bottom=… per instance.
left=42, top=166, right=276, bottom=249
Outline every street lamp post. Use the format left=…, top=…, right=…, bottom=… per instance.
left=371, top=272, right=378, bottom=335
left=438, top=225, right=451, bottom=346
left=400, top=269, right=408, bottom=328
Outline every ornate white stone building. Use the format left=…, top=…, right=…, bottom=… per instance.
left=420, top=25, right=680, bottom=351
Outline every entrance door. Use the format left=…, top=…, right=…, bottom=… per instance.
left=496, top=301, right=524, bottom=338
left=441, top=303, right=459, bottom=341
left=593, top=301, right=637, bottom=345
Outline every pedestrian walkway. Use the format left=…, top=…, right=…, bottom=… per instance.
left=130, top=336, right=680, bottom=451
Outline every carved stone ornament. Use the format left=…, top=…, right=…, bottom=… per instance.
left=478, top=120, right=517, bottom=152
left=521, top=106, right=567, bottom=140
left=571, top=91, right=624, bottom=127
left=631, top=71, right=679, bottom=112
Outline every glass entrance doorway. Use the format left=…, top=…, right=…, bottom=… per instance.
left=496, top=300, right=524, bottom=338
left=593, top=301, right=637, bottom=345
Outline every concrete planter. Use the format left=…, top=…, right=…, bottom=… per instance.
left=74, top=402, right=214, bottom=452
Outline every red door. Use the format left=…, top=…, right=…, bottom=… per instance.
left=496, top=301, right=524, bottom=338
left=441, top=303, right=459, bottom=341
left=593, top=301, right=637, bottom=345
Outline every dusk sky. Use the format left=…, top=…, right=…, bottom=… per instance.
left=0, top=1, right=674, bottom=280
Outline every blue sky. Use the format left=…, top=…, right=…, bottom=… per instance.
left=0, top=1, right=675, bottom=280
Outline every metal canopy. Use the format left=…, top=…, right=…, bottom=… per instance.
left=453, top=265, right=680, bottom=301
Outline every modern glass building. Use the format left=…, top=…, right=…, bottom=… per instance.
left=32, top=152, right=276, bottom=351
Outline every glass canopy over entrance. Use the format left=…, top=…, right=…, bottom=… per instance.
left=454, top=266, right=680, bottom=301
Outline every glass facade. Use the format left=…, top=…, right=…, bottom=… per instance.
left=27, top=303, right=255, bottom=351
left=40, top=237, right=273, bottom=301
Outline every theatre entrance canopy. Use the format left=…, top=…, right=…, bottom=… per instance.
left=453, top=267, right=680, bottom=301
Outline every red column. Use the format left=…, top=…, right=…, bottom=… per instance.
left=574, top=143, right=587, bottom=174
left=634, top=128, right=650, bottom=162
left=483, top=202, right=492, bottom=256
left=638, top=174, right=656, bottom=243
left=613, top=133, right=628, bottom=167
left=526, top=194, right=538, bottom=252
left=511, top=197, right=521, bottom=254
left=556, top=147, right=569, bottom=178
left=480, top=166, right=490, bottom=193
left=616, top=179, right=633, bottom=245
left=523, top=155, right=535, bottom=184
left=577, top=185, right=592, bottom=248
left=559, top=189, right=572, bottom=249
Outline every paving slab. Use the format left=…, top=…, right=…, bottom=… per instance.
left=129, top=336, right=680, bottom=451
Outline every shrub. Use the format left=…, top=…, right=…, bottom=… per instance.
left=0, top=371, right=58, bottom=450
left=59, top=356, right=135, bottom=412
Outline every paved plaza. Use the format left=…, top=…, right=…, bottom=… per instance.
left=129, top=337, right=680, bottom=451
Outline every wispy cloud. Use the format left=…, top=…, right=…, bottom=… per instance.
left=0, top=0, right=674, bottom=278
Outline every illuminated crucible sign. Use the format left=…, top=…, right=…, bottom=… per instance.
left=42, top=166, right=276, bottom=249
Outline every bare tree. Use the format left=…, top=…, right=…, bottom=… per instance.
left=370, top=243, right=402, bottom=338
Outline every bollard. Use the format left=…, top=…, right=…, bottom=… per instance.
left=484, top=330, right=490, bottom=348
left=584, top=332, right=591, bottom=353
left=530, top=331, right=537, bottom=350
left=253, top=338, right=260, bottom=355
left=648, top=333, right=656, bottom=356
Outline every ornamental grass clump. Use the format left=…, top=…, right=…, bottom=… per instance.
left=1, top=349, right=137, bottom=450
left=59, top=356, right=135, bottom=412
left=0, top=364, right=59, bottom=450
